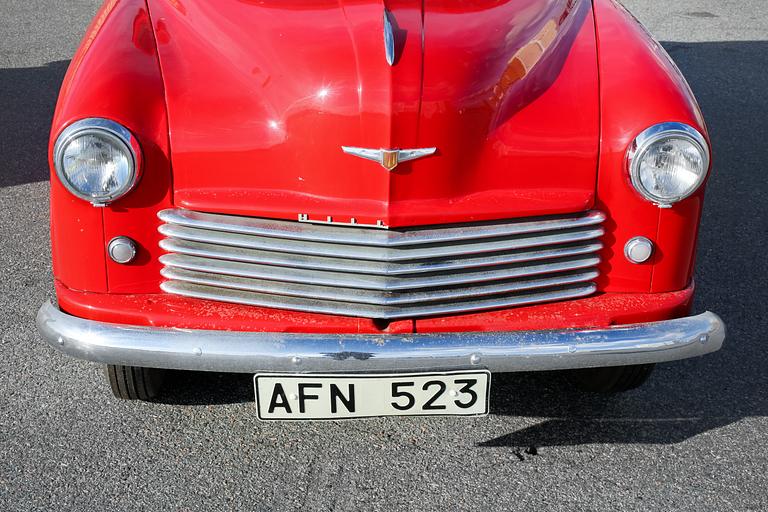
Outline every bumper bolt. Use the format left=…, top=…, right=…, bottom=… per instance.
left=291, top=356, right=302, bottom=365
left=470, top=354, right=482, bottom=365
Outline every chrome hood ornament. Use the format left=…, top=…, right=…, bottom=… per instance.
left=383, top=9, right=395, bottom=66
left=341, top=147, right=437, bottom=171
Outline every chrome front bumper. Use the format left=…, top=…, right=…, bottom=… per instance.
left=36, top=302, right=725, bottom=373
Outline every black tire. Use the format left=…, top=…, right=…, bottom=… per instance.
left=106, top=365, right=166, bottom=400
left=569, top=364, right=655, bottom=393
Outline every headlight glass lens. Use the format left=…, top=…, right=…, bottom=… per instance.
left=61, top=133, right=133, bottom=199
left=54, top=119, right=139, bottom=204
left=629, top=123, right=709, bottom=206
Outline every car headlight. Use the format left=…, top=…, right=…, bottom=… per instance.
left=53, top=118, right=141, bottom=205
left=627, top=122, right=710, bottom=207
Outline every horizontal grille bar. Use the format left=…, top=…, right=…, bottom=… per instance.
left=160, top=253, right=601, bottom=292
left=160, top=280, right=598, bottom=320
left=158, top=209, right=605, bottom=319
left=158, top=223, right=605, bottom=262
left=159, top=238, right=603, bottom=276
left=158, top=208, right=606, bottom=247
left=161, top=267, right=600, bottom=306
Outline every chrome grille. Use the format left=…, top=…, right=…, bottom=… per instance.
left=158, top=209, right=605, bottom=319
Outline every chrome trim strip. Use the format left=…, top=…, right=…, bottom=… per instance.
left=158, top=224, right=605, bottom=262
left=37, top=302, right=726, bottom=373
left=157, top=209, right=606, bottom=247
left=160, top=281, right=597, bottom=319
left=159, top=238, right=603, bottom=276
left=383, top=9, right=396, bottom=66
left=161, top=267, right=600, bottom=306
left=159, top=253, right=601, bottom=292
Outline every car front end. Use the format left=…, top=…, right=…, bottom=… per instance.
left=37, top=0, right=725, bottom=413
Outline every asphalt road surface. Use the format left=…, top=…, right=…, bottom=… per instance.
left=1, top=1, right=767, bottom=510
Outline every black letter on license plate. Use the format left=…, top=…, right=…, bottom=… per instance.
left=330, top=383, right=355, bottom=413
left=298, top=383, right=322, bottom=413
left=268, top=383, right=292, bottom=414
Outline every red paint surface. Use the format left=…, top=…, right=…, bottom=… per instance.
left=56, top=280, right=693, bottom=334
left=48, top=0, right=712, bottom=332
left=591, top=0, right=710, bottom=293
left=50, top=0, right=171, bottom=294
left=147, top=0, right=599, bottom=226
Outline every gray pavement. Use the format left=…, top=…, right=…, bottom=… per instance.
left=1, top=1, right=767, bottom=510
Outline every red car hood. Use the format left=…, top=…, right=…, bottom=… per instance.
left=148, top=0, right=599, bottom=227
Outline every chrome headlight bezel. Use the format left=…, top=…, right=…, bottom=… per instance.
left=53, top=118, right=142, bottom=205
left=626, top=122, right=710, bottom=207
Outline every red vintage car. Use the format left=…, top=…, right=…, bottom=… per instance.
left=37, top=0, right=725, bottom=418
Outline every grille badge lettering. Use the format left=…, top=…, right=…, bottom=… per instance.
left=298, top=214, right=388, bottom=229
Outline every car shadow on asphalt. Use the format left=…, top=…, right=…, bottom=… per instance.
left=0, top=60, right=69, bottom=188
left=159, top=370, right=256, bottom=406
left=9, top=41, right=768, bottom=445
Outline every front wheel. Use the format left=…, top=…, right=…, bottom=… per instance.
left=569, top=364, right=655, bottom=393
left=106, top=365, right=166, bottom=400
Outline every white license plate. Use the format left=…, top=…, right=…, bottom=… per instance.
left=254, top=371, right=490, bottom=420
